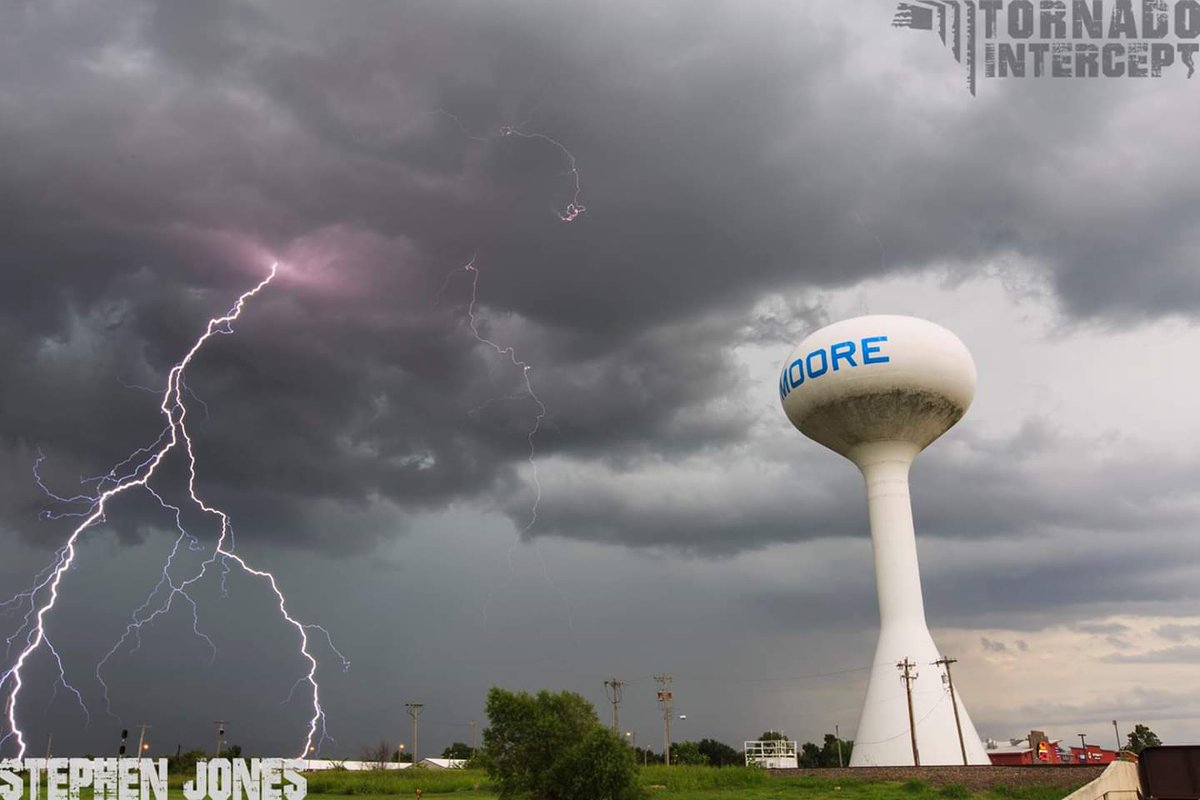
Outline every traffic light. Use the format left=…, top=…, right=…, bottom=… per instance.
left=119, top=729, right=128, bottom=756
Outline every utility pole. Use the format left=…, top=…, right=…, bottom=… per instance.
left=470, top=720, right=478, bottom=760
left=654, top=674, right=673, bottom=766
left=604, top=679, right=624, bottom=735
left=933, top=657, right=967, bottom=765
left=136, top=723, right=152, bottom=758
left=1112, top=720, right=1121, bottom=751
left=897, top=659, right=920, bottom=766
left=406, top=703, right=424, bottom=765
left=213, top=721, right=227, bottom=758
left=1078, top=733, right=1088, bottom=761
left=835, top=724, right=843, bottom=768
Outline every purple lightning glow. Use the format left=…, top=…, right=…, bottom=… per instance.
left=0, top=263, right=346, bottom=759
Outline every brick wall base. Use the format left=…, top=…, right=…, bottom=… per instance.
left=769, top=765, right=1107, bottom=793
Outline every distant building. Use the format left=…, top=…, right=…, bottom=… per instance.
left=985, top=730, right=1063, bottom=765
left=744, top=739, right=798, bottom=769
left=419, top=758, right=467, bottom=769
left=302, top=760, right=412, bottom=771
left=1067, top=745, right=1116, bottom=765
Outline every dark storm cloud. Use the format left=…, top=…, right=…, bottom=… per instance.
left=525, top=412, right=1200, bottom=560
left=2, top=0, right=1199, bottom=559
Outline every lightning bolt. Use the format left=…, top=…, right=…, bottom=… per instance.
left=430, top=109, right=586, bottom=223
left=427, top=107, right=586, bottom=630
left=497, top=126, right=586, bottom=222
left=1, top=263, right=346, bottom=759
left=461, top=257, right=547, bottom=535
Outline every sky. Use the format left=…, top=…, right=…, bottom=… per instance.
left=2, top=0, right=1200, bottom=761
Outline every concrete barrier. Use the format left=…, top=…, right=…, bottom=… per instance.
left=1059, top=760, right=1140, bottom=800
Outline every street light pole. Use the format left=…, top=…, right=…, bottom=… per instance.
left=1112, top=720, right=1121, bottom=751
left=1078, top=733, right=1088, bottom=762
left=136, top=724, right=152, bottom=758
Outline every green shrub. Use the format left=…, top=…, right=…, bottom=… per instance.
left=483, top=686, right=641, bottom=800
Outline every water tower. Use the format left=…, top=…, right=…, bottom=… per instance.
left=779, top=315, right=989, bottom=766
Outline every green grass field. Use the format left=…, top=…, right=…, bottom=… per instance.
left=286, top=765, right=1083, bottom=800
left=13, top=766, right=1087, bottom=800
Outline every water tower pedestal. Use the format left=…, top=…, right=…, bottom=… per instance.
left=851, top=440, right=987, bottom=766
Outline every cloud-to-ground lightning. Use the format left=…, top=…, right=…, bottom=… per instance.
left=460, top=256, right=548, bottom=535
left=451, top=255, right=574, bottom=631
left=0, top=263, right=346, bottom=759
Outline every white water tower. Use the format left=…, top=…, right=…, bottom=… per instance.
left=779, top=315, right=989, bottom=767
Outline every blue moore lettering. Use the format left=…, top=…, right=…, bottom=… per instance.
left=779, top=336, right=890, bottom=400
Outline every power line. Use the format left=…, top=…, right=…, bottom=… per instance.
left=853, top=691, right=948, bottom=746
left=667, top=664, right=873, bottom=685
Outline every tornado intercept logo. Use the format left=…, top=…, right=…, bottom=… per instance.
left=893, top=0, right=1200, bottom=94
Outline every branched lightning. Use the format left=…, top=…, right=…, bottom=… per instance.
left=449, top=256, right=569, bottom=630
left=428, top=107, right=586, bottom=630
left=1, top=263, right=347, bottom=759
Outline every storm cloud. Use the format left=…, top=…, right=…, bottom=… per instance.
left=2, top=0, right=1200, bottom=759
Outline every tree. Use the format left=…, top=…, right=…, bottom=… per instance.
left=757, top=730, right=788, bottom=742
left=793, top=734, right=853, bottom=767
left=482, top=687, right=641, bottom=800
left=1126, top=724, right=1163, bottom=754
left=442, top=742, right=473, bottom=760
left=798, top=741, right=823, bottom=767
left=696, top=739, right=741, bottom=767
left=670, top=741, right=708, bottom=766
left=551, top=727, right=642, bottom=800
left=167, top=750, right=208, bottom=775
left=821, top=734, right=852, bottom=766
left=359, top=739, right=396, bottom=769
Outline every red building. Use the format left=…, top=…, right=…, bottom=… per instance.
left=986, top=731, right=1064, bottom=765
left=1068, top=745, right=1116, bottom=765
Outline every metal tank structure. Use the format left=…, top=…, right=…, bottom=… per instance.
left=778, top=314, right=989, bottom=767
